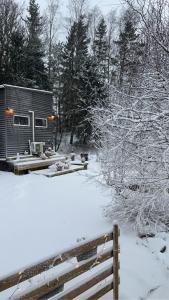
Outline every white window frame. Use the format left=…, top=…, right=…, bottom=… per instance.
left=35, top=117, right=48, bottom=128
left=13, top=114, right=30, bottom=127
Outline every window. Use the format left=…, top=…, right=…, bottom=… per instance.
left=35, top=118, right=47, bottom=128
left=14, top=115, right=30, bottom=126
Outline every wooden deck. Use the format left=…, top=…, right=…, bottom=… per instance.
left=7, top=155, right=66, bottom=175
left=5, top=155, right=88, bottom=175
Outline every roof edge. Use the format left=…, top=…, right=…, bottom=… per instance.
left=0, top=84, right=53, bottom=95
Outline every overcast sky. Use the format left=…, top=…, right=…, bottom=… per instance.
left=17, top=0, right=123, bottom=40
left=18, top=0, right=122, bottom=13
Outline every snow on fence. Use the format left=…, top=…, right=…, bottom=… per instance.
left=0, top=225, right=120, bottom=300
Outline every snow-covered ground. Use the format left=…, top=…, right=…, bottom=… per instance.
left=0, top=156, right=169, bottom=299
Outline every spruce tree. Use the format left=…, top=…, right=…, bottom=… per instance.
left=62, top=21, right=76, bottom=142
left=24, top=0, right=49, bottom=89
left=0, top=0, right=23, bottom=85
left=62, top=15, right=108, bottom=144
left=77, top=56, right=108, bottom=144
left=115, top=11, right=144, bottom=91
left=51, top=42, right=64, bottom=105
left=9, top=28, right=26, bottom=85
left=93, top=17, right=109, bottom=80
left=62, top=15, right=89, bottom=144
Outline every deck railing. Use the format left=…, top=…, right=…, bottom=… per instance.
left=0, top=224, right=120, bottom=299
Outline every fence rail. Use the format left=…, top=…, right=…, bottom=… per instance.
left=0, top=224, right=120, bottom=300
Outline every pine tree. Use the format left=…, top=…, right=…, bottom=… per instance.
left=93, top=17, right=109, bottom=80
left=62, top=15, right=108, bottom=144
left=115, top=10, right=144, bottom=91
left=24, top=0, right=49, bottom=89
left=9, top=28, right=26, bottom=85
left=51, top=42, right=64, bottom=104
left=62, top=21, right=76, bottom=142
left=77, top=56, right=108, bottom=144
left=0, top=0, right=23, bottom=85
left=62, top=15, right=89, bottom=144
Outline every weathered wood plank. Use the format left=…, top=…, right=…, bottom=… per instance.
left=57, top=265, right=113, bottom=300
left=0, top=232, right=113, bottom=292
left=86, top=282, right=114, bottom=300
left=14, top=158, right=65, bottom=172
left=16, top=249, right=113, bottom=300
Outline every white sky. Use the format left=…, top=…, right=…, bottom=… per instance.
left=17, top=0, right=123, bottom=40
left=18, top=0, right=122, bottom=13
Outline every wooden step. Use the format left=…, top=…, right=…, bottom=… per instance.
left=31, top=165, right=86, bottom=177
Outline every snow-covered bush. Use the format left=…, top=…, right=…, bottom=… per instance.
left=92, top=72, right=169, bottom=232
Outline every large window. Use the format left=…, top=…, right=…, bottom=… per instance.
left=13, top=115, right=30, bottom=126
left=35, top=118, right=47, bottom=128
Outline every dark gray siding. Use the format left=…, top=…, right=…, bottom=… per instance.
left=5, top=86, right=32, bottom=157
left=0, top=89, right=6, bottom=158
left=32, top=91, right=54, bottom=149
left=5, top=86, right=53, bottom=158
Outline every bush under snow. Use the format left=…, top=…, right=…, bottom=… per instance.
left=92, top=72, right=169, bottom=233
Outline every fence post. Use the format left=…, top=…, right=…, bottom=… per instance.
left=113, top=223, right=119, bottom=300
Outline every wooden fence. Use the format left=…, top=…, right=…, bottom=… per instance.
left=0, top=224, right=120, bottom=299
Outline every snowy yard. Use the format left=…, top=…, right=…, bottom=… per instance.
left=0, top=156, right=169, bottom=299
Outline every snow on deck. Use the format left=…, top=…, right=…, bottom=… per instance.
left=9, top=154, right=65, bottom=166
left=0, top=157, right=169, bottom=299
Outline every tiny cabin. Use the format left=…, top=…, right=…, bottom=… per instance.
left=0, top=84, right=54, bottom=162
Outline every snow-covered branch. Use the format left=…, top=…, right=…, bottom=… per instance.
left=92, top=72, right=169, bottom=232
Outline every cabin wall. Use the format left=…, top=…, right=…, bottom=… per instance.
left=0, top=89, right=6, bottom=159
left=5, top=86, right=53, bottom=158
left=32, top=91, right=53, bottom=148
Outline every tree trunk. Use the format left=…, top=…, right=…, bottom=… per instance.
left=70, top=127, right=75, bottom=144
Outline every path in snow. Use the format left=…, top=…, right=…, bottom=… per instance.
left=0, top=158, right=169, bottom=299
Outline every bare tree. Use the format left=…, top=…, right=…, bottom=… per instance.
left=125, top=0, right=169, bottom=55
left=44, top=0, right=60, bottom=81
left=87, top=6, right=102, bottom=47
left=106, top=10, right=117, bottom=83
left=91, top=1, right=169, bottom=233
left=92, top=70, right=169, bottom=232
left=67, top=0, right=88, bottom=25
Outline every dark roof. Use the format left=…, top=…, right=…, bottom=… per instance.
left=0, top=84, right=53, bottom=95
